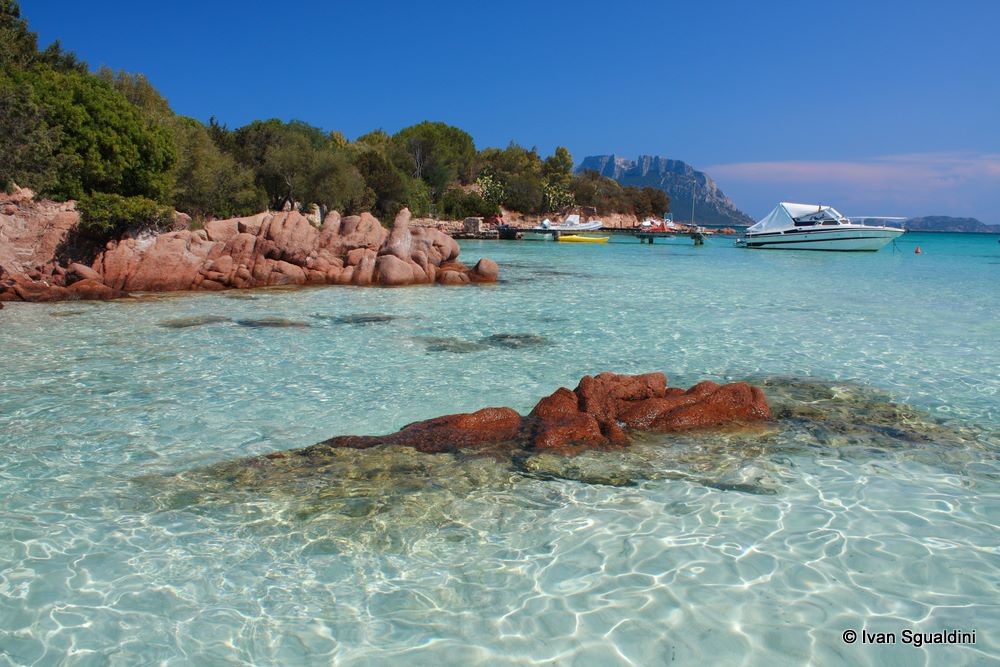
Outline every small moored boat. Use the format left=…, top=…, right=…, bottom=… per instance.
left=540, top=214, right=604, bottom=232
left=558, top=235, right=609, bottom=244
left=522, top=214, right=605, bottom=240
left=738, top=203, right=904, bottom=251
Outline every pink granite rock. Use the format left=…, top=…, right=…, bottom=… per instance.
left=0, top=196, right=499, bottom=301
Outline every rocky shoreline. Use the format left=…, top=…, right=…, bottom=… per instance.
left=0, top=188, right=499, bottom=304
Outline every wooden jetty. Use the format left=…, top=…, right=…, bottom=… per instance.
left=501, top=226, right=709, bottom=245
left=613, top=228, right=707, bottom=245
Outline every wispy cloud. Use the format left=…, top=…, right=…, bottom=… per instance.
left=705, top=152, right=1000, bottom=221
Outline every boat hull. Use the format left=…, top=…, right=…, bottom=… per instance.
left=742, top=227, right=904, bottom=251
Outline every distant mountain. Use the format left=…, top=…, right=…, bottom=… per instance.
left=577, top=155, right=754, bottom=227
left=904, top=216, right=999, bottom=233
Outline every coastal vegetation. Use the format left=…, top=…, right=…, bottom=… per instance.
left=76, top=192, right=173, bottom=239
left=0, top=1, right=669, bottom=243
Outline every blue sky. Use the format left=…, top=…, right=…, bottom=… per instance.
left=23, top=0, right=1000, bottom=221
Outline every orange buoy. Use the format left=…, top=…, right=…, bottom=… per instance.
left=915, top=245, right=922, bottom=254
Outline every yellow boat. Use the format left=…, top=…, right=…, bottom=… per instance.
left=558, top=234, right=609, bottom=244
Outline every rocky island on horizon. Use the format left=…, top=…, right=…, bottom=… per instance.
left=903, top=215, right=999, bottom=233
left=577, top=154, right=755, bottom=227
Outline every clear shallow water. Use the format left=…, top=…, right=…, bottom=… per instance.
left=1, top=232, right=998, bottom=666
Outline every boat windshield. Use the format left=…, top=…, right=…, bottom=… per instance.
left=792, top=207, right=845, bottom=226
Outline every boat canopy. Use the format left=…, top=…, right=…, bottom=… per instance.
left=748, top=202, right=846, bottom=233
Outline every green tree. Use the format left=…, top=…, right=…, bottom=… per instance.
left=477, top=143, right=546, bottom=213
left=231, top=119, right=368, bottom=217
left=98, top=69, right=263, bottom=219
left=171, top=117, right=264, bottom=219
left=391, top=121, right=476, bottom=196
left=97, top=68, right=173, bottom=122
left=0, top=0, right=37, bottom=70
left=570, top=169, right=626, bottom=213
left=1, top=2, right=85, bottom=72
left=21, top=66, right=176, bottom=201
left=503, top=174, right=545, bottom=214
left=36, top=39, right=86, bottom=73
left=542, top=146, right=574, bottom=189
left=351, top=129, right=435, bottom=218
left=353, top=149, right=408, bottom=219
left=403, top=178, right=432, bottom=219
left=628, top=186, right=670, bottom=218
left=478, top=142, right=543, bottom=182
left=355, top=129, right=391, bottom=150
left=207, top=116, right=237, bottom=154
left=0, top=73, right=58, bottom=191
left=233, top=120, right=317, bottom=210
left=303, top=149, right=368, bottom=220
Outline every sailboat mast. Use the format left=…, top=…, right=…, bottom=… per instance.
left=690, top=180, right=696, bottom=225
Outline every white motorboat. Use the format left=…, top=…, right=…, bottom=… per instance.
left=523, top=214, right=604, bottom=240
left=539, top=214, right=603, bottom=232
left=738, top=203, right=904, bottom=251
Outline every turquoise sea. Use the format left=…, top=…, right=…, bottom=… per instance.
left=1, top=232, right=998, bottom=666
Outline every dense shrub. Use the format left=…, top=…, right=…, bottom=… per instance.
left=353, top=149, right=409, bottom=220
left=170, top=117, right=264, bottom=220
left=77, top=192, right=173, bottom=240
left=26, top=67, right=176, bottom=202
left=0, top=72, right=58, bottom=192
left=438, top=189, right=499, bottom=219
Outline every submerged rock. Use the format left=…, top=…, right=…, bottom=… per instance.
left=136, top=375, right=1000, bottom=548
left=286, top=372, right=770, bottom=462
left=417, top=337, right=491, bottom=353
left=159, top=315, right=232, bottom=328
left=144, top=373, right=771, bottom=522
left=314, top=313, right=402, bottom=325
left=757, top=376, right=984, bottom=454
left=317, top=407, right=525, bottom=455
left=236, top=317, right=311, bottom=328
left=481, top=333, right=550, bottom=349
left=143, top=376, right=993, bottom=525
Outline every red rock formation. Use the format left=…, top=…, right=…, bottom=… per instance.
left=301, top=372, right=770, bottom=457
left=92, top=208, right=490, bottom=294
left=0, top=194, right=499, bottom=302
left=0, top=187, right=78, bottom=275
left=319, top=407, right=524, bottom=454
